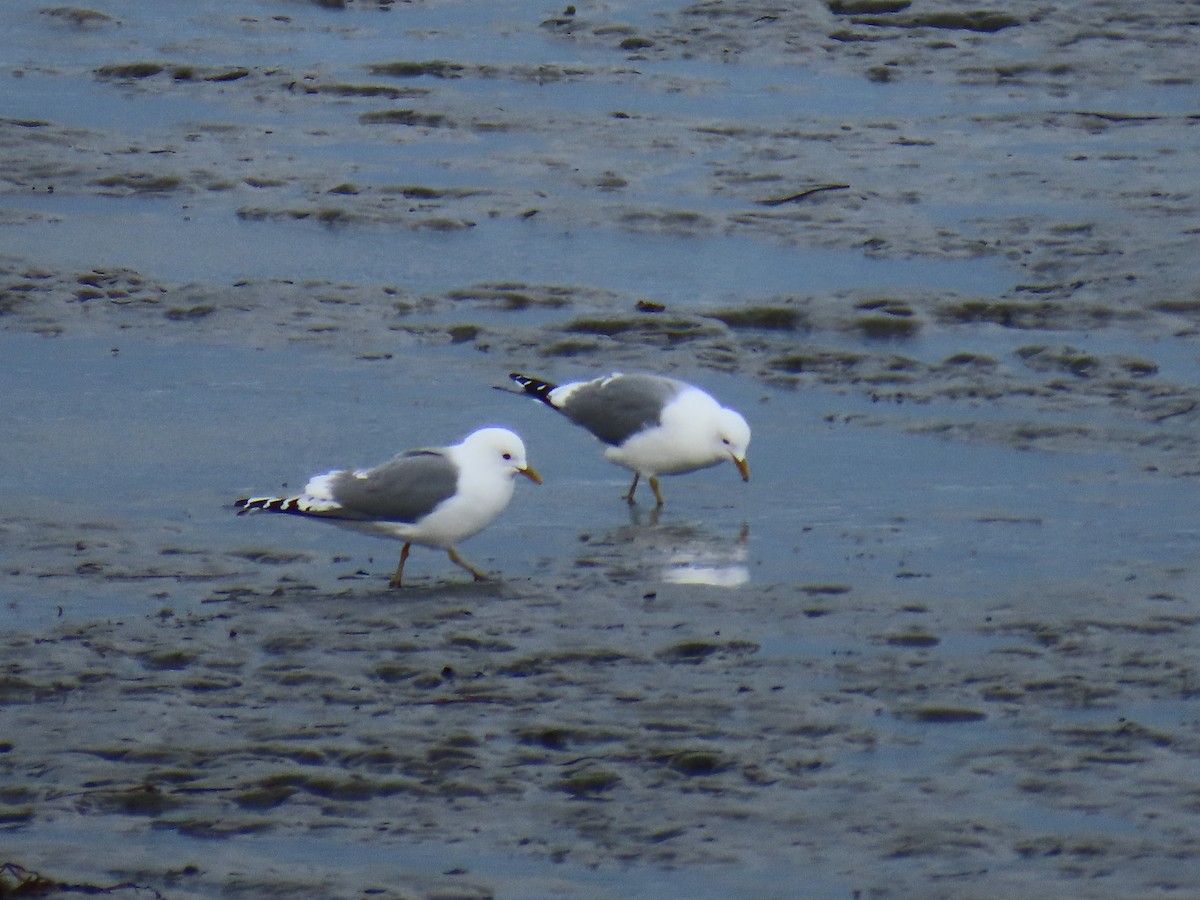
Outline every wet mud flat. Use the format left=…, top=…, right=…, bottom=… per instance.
left=3, top=0, right=1200, bottom=897
left=5, top=559, right=1200, bottom=900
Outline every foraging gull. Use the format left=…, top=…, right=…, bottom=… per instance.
left=235, top=427, right=541, bottom=587
left=509, top=372, right=749, bottom=506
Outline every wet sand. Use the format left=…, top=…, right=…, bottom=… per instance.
left=2, top=1, right=1200, bottom=897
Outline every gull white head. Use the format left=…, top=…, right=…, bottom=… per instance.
left=458, top=427, right=543, bottom=484
left=715, top=408, right=751, bottom=481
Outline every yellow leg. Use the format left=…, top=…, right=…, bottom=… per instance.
left=389, top=543, right=411, bottom=589
left=649, top=476, right=665, bottom=507
left=447, top=547, right=488, bottom=581
left=622, top=473, right=640, bottom=504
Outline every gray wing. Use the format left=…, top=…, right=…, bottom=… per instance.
left=327, top=450, right=458, bottom=523
left=561, top=374, right=685, bottom=446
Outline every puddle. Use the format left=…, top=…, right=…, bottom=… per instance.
left=0, top=201, right=1014, bottom=298
left=3, top=1, right=1200, bottom=897
left=4, top=329, right=1195, bottom=619
left=0, top=822, right=851, bottom=900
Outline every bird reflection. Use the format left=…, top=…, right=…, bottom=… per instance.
left=626, top=503, right=661, bottom=528
left=662, top=520, right=750, bottom=587
left=577, top=512, right=750, bottom=587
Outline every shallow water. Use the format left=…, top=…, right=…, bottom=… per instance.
left=6, top=329, right=1193, bottom=619
left=4, top=1, right=1200, bottom=897
left=1, top=200, right=1013, bottom=298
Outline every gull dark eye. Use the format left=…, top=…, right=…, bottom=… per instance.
left=503, top=452, right=513, bottom=460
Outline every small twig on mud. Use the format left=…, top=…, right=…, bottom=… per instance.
left=1073, top=110, right=1163, bottom=123
left=756, top=183, right=850, bottom=206
left=1151, top=401, right=1197, bottom=423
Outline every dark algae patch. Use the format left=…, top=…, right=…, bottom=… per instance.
left=882, top=631, right=940, bottom=648
left=359, top=110, right=449, bottom=127
left=855, top=314, right=920, bottom=339
left=656, top=639, right=759, bottom=663
left=904, top=707, right=988, bottom=724
left=827, top=0, right=912, bottom=13
left=366, top=60, right=467, bottom=79
left=92, top=174, right=183, bottom=194
left=558, top=766, right=621, bottom=797
left=85, top=783, right=186, bottom=816
left=704, top=305, right=805, bottom=331
left=663, top=750, right=734, bottom=776
left=95, top=62, right=164, bottom=79
left=41, top=7, right=118, bottom=27
left=850, top=11, right=1021, bottom=32
left=0, top=863, right=164, bottom=900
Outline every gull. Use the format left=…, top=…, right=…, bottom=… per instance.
left=509, top=372, right=749, bottom=506
left=235, top=427, right=541, bottom=587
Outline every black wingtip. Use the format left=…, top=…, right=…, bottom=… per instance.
left=509, top=372, right=558, bottom=404
left=234, top=496, right=299, bottom=516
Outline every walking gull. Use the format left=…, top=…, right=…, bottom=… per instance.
left=234, top=427, right=541, bottom=587
left=509, top=372, right=749, bottom=506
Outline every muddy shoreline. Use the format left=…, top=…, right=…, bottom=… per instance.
left=3, top=1, right=1200, bottom=897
